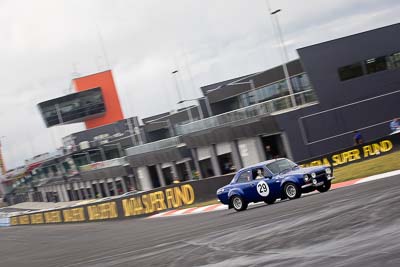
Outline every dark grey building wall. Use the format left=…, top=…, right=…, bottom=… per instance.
left=298, top=23, right=400, bottom=109
left=276, top=23, right=400, bottom=161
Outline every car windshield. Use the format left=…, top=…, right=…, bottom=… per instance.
left=266, top=159, right=298, bottom=175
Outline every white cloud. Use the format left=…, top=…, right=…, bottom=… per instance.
left=0, top=0, right=399, bottom=169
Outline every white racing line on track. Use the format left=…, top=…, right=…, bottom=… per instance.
left=354, top=169, right=400, bottom=184
left=149, top=169, right=400, bottom=219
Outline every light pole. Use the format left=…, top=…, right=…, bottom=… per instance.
left=177, top=99, right=204, bottom=119
left=268, top=6, right=297, bottom=108
left=172, top=70, right=193, bottom=122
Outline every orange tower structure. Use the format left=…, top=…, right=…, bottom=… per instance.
left=73, top=70, right=124, bottom=129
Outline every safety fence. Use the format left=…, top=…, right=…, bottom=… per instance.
left=8, top=174, right=233, bottom=226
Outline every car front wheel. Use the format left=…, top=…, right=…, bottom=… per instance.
left=231, top=195, right=248, bottom=212
left=284, top=183, right=301, bottom=200
left=317, top=180, right=331, bottom=193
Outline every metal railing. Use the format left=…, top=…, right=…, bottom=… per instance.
left=126, top=136, right=182, bottom=156
left=123, top=91, right=317, bottom=156
left=176, top=90, right=318, bottom=135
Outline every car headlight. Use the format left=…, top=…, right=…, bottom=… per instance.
left=325, top=168, right=332, bottom=174
left=217, top=188, right=225, bottom=194
left=303, top=174, right=310, bottom=182
left=311, top=172, right=316, bottom=178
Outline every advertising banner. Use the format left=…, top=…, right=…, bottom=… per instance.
left=298, top=133, right=400, bottom=168
left=10, top=174, right=233, bottom=226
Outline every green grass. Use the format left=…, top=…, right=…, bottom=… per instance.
left=333, top=150, right=400, bottom=183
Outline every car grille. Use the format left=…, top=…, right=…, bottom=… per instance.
left=315, top=172, right=327, bottom=182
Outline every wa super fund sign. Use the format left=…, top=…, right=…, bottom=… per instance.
left=299, top=134, right=400, bottom=168
left=10, top=182, right=205, bottom=226
left=122, top=184, right=194, bottom=217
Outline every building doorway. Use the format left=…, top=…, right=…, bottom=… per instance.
left=176, top=161, right=193, bottom=181
left=199, top=158, right=214, bottom=178
left=148, top=165, right=161, bottom=188
left=162, top=167, right=174, bottom=185
left=261, top=134, right=287, bottom=160
left=217, top=153, right=235, bottom=174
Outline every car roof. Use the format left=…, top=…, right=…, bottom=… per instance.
left=237, top=158, right=286, bottom=173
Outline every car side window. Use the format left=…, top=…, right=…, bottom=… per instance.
left=252, top=168, right=264, bottom=180
left=236, top=170, right=252, bottom=183
left=251, top=167, right=273, bottom=179
left=264, top=168, right=273, bottom=178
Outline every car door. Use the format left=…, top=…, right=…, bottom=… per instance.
left=235, top=170, right=259, bottom=202
left=251, top=167, right=280, bottom=201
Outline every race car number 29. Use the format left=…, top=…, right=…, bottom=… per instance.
left=257, top=180, right=269, bottom=197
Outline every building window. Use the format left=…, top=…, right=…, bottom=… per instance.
left=38, top=87, right=105, bottom=127
left=236, top=171, right=252, bottom=183
left=338, top=63, right=364, bottom=81
left=291, top=74, right=311, bottom=92
left=239, top=91, right=256, bottom=108
left=253, top=80, right=288, bottom=104
left=365, top=56, right=387, bottom=74
left=387, top=52, right=400, bottom=70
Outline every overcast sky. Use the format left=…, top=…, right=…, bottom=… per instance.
left=0, top=0, right=399, bottom=169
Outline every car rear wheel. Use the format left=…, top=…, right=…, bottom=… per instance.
left=231, top=195, right=248, bottom=212
left=284, top=183, right=301, bottom=200
left=264, top=198, right=276, bottom=205
left=317, top=180, right=331, bottom=193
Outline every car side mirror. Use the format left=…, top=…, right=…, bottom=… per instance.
left=265, top=176, right=273, bottom=179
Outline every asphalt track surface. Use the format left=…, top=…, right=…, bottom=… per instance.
left=1, top=175, right=400, bottom=267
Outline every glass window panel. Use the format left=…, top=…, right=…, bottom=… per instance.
left=291, top=74, right=311, bottom=92
left=365, top=56, right=387, bottom=74
left=278, top=80, right=289, bottom=96
left=290, top=76, right=300, bottom=92
left=338, top=63, right=364, bottom=81
left=387, top=52, right=400, bottom=69
left=38, top=87, right=105, bottom=127
left=236, top=170, right=252, bottom=183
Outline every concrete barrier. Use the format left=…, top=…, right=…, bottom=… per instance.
left=0, top=217, right=10, bottom=227
left=9, top=174, right=234, bottom=226
left=9, top=133, right=400, bottom=226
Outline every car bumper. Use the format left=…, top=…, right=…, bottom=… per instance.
left=301, top=176, right=335, bottom=188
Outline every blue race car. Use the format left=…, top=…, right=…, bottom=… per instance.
left=216, top=158, right=334, bottom=211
